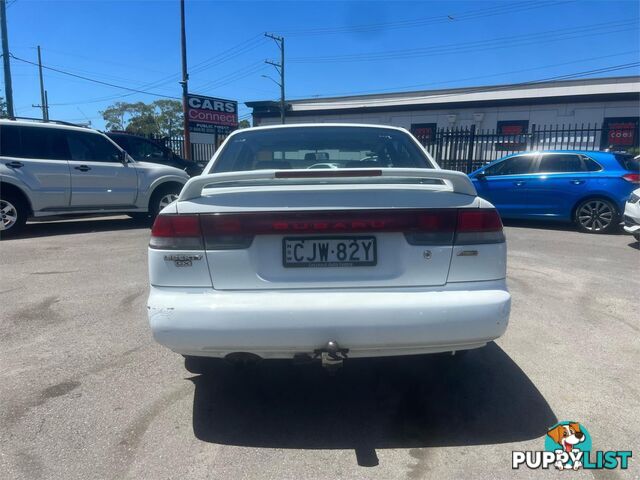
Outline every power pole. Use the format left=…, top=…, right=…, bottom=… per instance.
left=0, top=0, right=14, bottom=118
left=179, top=0, right=191, bottom=160
left=37, top=46, right=48, bottom=121
left=32, top=89, right=50, bottom=120
left=265, top=33, right=285, bottom=124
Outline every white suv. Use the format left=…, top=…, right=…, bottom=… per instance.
left=147, top=124, right=511, bottom=372
left=0, top=119, right=190, bottom=236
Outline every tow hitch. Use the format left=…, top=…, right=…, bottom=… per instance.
left=314, top=340, right=349, bottom=372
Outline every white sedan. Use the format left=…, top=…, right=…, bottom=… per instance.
left=623, top=188, right=640, bottom=241
left=146, top=124, right=511, bottom=372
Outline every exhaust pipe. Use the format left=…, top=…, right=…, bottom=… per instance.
left=224, top=352, right=262, bottom=366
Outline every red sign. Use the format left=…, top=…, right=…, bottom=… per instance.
left=410, top=123, right=437, bottom=144
left=501, top=125, right=524, bottom=135
left=601, top=117, right=639, bottom=149
left=495, top=120, right=529, bottom=151
left=607, top=122, right=636, bottom=146
left=187, top=94, right=238, bottom=135
left=188, top=108, right=238, bottom=127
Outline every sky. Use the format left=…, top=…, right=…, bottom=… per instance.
left=4, top=0, right=640, bottom=130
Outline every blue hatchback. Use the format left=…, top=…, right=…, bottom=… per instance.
left=469, top=151, right=640, bottom=233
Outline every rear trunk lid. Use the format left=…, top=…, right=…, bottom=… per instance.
left=172, top=169, right=481, bottom=290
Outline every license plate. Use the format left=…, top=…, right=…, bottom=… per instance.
left=282, top=236, right=377, bottom=268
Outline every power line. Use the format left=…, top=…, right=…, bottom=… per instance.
left=25, top=46, right=170, bottom=76
left=290, top=63, right=640, bottom=107
left=45, top=35, right=269, bottom=106
left=10, top=53, right=181, bottom=99
left=189, top=35, right=267, bottom=76
left=290, top=19, right=638, bottom=63
left=287, top=51, right=640, bottom=100
left=190, top=61, right=266, bottom=91
left=279, top=1, right=572, bottom=36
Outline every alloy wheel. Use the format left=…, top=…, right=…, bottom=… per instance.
left=0, top=200, right=18, bottom=231
left=159, top=193, right=179, bottom=210
left=577, top=200, right=613, bottom=232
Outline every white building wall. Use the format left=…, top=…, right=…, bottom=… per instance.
left=257, top=100, right=639, bottom=130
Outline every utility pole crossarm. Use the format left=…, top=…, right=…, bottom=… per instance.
left=265, top=59, right=281, bottom=71
left=264, top=32, right=285, bottom=124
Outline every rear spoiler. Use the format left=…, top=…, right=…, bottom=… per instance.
left=178, top=168, right=477, bottom=201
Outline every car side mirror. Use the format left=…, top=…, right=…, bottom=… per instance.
left=119, top=150, right=129, bottom=164
left=475, top=171, right=487, bottom=180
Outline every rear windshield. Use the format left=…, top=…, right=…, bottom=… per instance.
left=211, top=126, right=433, bottom=173
left=614, top=153, right=640, bottom=172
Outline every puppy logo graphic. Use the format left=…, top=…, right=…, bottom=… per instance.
left=513, top=421, right=632, bottom=470
left=546, top=422, right=587, bottom=470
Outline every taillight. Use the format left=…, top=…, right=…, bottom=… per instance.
left=622, top=173, right=640, bottom=184
left=201, top=210, right=458, bottom=246
left=455, top=209, right=504, bottom=245
left=200, top=215, right=254, bottom=249
left=149, top=208, right=505, bottom=250
left=149, top=215, right=203, bottom=249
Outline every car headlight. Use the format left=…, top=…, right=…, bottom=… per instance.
left=630, top=192, right=640, bottom=203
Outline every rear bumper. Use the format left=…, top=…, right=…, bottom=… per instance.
left=623, top=201, right=640, bottom=234
left=147, top=280, right=511, bottom=359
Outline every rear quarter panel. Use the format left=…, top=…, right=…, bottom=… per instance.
left=132, top=162, right=189, bottom=209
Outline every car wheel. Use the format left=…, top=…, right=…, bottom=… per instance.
left=574, top=198, right=618, bottom=234
left=149, top=185, right=181, bottom=219
left=184, top=355, right=224, bottom=375
left=0, top=193, right=28, bottom=237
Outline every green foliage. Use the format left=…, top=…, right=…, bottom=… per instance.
left=626, top=146, right=640, bottom=156
left=100, top=100, right=183, bottom=136
left=238, top=119, right=251, bottom=129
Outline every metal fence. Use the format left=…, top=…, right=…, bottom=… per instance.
left=417, top=123, right=639, bottom=173
left=148, top=123, right=638, bottom=171
left=150, top=135, right=228, bottom=163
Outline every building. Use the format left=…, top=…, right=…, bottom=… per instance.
left=247, top=76, right=640, bottom=158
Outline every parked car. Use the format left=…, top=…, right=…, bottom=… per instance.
left=0, top=119, right=190, bottom=236
left=106, top=131, right=204, bottom=177
left=147, top=124, right=511, bottom=373
left=469, top=150, right=640, bottom=233
left=623, top=188, right=640, bottom=241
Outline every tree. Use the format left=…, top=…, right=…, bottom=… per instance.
left=100, top=101, right=131, bottom=131
left=123, top=102, right=156, bottom=136
left=100, top=99, right=183, bottom=137
left=153, top=99, right=183, bottom=137
left=0, top=97, right=8, bottom=118
left=238, top=119, right=250, bottom=129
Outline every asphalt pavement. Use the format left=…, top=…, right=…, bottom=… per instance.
left=1, top=216, right=638, bottom=479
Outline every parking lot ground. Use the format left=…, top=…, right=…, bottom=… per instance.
left=1, top=217, right=638, bottom=480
